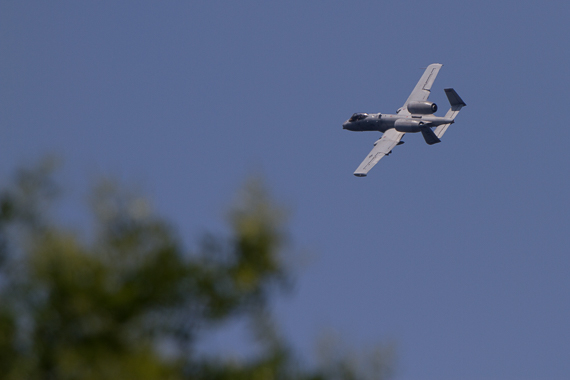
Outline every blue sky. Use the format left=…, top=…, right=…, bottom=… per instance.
left=2, top=1, right=570, bottom=379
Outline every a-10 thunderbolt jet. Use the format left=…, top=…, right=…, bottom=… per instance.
left=343, top=63, right=466, bottom=177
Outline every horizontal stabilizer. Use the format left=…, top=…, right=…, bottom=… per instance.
left=434, top=88, right=466, bottom=139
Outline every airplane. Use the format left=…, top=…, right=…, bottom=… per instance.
left=342, top=63, right=466, bottom=177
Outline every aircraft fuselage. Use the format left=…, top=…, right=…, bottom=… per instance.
left=343, top=113, right=454, bottom=133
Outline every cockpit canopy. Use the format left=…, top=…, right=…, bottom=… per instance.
left=348, top=113, right=369, bottom=122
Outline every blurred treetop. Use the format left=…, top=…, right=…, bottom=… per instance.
left=0, top=161, right=392, bottom=380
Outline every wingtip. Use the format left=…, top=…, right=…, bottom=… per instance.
left=354, top=173, right=367, bottom=177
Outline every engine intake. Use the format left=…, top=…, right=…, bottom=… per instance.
left=407, top=101, right=437, bottom=114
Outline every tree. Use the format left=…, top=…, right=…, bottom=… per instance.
left=0, top=161, right=392, bottom=380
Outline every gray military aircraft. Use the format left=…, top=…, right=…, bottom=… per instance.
left=343, top=63, right=466, bottom=177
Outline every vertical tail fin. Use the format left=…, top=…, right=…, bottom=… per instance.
left=420, top=125, right=441, bottom=145
left=434, top=88, right=466, bottom=138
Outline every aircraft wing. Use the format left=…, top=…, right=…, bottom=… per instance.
left=398, top=63, right=443, bottom=116
left=354, top=129, right=405, bottom=177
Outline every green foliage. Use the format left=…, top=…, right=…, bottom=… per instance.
left=0, top=161, right=392, bottom=380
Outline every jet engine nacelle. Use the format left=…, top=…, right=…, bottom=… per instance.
left=394, top=119, right=423, bottom=133
left=407, top=101, right=437, bottom=114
